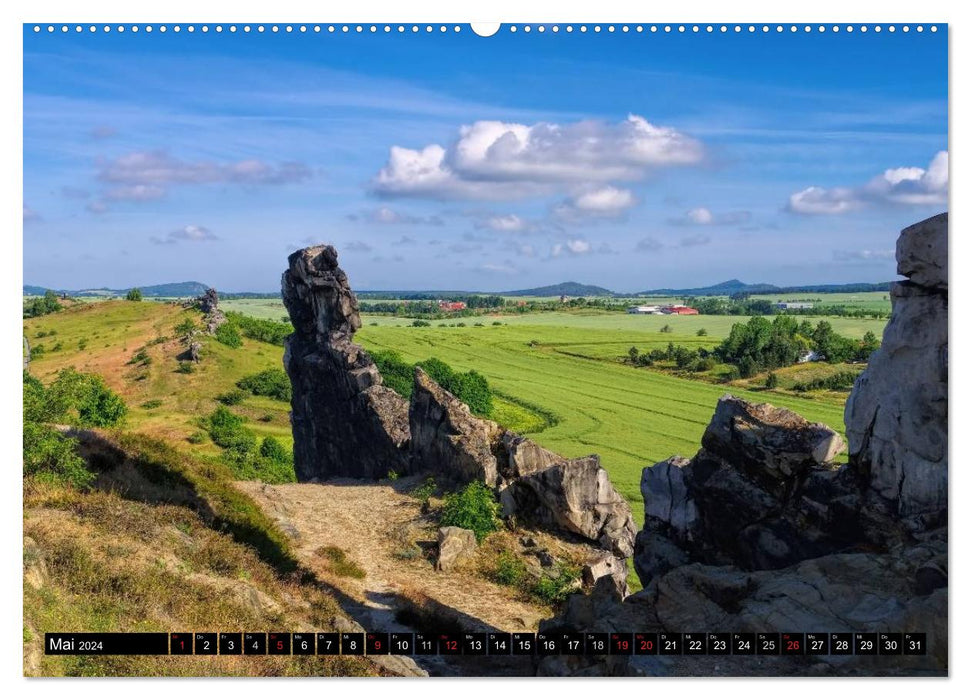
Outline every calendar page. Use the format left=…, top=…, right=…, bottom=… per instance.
left=21, top=15, right=948, bottom=681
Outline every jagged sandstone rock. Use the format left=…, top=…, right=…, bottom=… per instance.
left=407, top=367, right=636, bottom=587
left=410, top=367, right=503, bottom=486
left=635, top=395, right=856, bottom=580
left=436, top=526, right=478, bottom=572
left=282, top=245, right=409, bottom=480
left=846, top=213, right=948, bottom=527
left=541, top=214, right=948, bottom=676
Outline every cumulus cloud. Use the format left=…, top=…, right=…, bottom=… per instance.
left=555, top=186, right=636, bottom=220
left=478, top=214, right=528, bottom=232
left=372, top=114, right=704, bottom=200
left=151, top=225, right=218, bottom=245
left=669, top=207, right=752, bottom=226
left=349, top=206, right=444, bottom=226
left=788, top=151, right=948, bottom=215
left=832, top=249, right=895, bottom=262
left=98, top=150, right=312, bottom=201
left=551, top=238, right=592, bottom=257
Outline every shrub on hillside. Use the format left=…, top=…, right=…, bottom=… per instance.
left=439, top=481, right=500, bottom=543
left=224, top=311, right=292, bottom=346
left=125, top=288, right=143, bottom=302
left=215, top=322, right=243, bottom=348
left=22, top=422, right=94, bottom=489
left=237, top=369, right=291, bottom=402
left=204, top=407, right=257, bottom=454
left=24, top=368, right=127, bottom=428
left=217, top=389, right=248, bottom=406
left=259, top=436, right=292, bottom=464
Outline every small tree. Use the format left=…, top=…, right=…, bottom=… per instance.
left=126, top=288, right=143, bottom=302
left=660, top=324, right=673, bottom=334
left=696, top=328, right=708, bottom=337
left=765, top=372, right=779, bottom=389
left=628, top=346, right=640, bottom=364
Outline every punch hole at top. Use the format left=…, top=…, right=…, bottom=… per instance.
left=471, top=23, right=501, bottom=37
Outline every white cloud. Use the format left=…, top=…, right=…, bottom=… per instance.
left=788, top=151, right=948, bottom=215
left=669, top=207, right=753, bottom=226
left=551, top=238, right=593, bottom=257
left=480, top=262, right=518, bottom=274
left=98, top=150, right=312, bottom=201
left=833, top=249, right=895, bottom=262
left=151, top=225, right=218, bottom=245
left=351, top=206, right=444, bottom=226
left=479, top=214, right=528, bottom=232
left=23, top=204, right=40, bottom=222
left=555, top=186, right=636, bottom=220
left=372, top=114, right=703, bottom=200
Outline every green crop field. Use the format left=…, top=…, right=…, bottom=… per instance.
left=25, top=298, right=884, bottom=523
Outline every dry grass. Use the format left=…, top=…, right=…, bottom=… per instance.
left=23, top=433, right=376, bottom=678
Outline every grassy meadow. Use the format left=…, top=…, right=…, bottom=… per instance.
left=25, top=296, right=885, bottom=523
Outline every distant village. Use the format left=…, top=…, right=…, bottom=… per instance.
left=626, top=301, right=814, bottom=315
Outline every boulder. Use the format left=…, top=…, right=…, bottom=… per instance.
left=896, top=212, right=947, bottom=290
left=846, top=212, right=948, bottom=527
left=282, top=245, right=409, bottom=480
left=436, top=526, right=477, bottom=572
left=409, top=367, right=503, bottom=486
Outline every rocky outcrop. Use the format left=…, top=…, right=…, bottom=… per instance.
left=280, top=244, right=636, bottom=583
left=845, top=213, right=948, bottom=529
left=634, top=395, right=856, bottom=581
left=542, top=214, right=948, bottom=676
left=408, top=367, right=637, bottom=588
left=436, top=526, right=477, bottom=572
left=410, top=367, right=503, bottom=486
left=198, top=288, right=227, bottom=334
left=282, top=245, right=409, bottom=480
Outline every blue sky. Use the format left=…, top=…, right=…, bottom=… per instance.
left=23, top=25, right=948, bottom=292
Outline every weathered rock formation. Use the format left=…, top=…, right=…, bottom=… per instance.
left=408, top=366, right=636, bottom=587
left=282, top=246, right=409, bottom=480
left=845, top=212, right=948, bottom=530
left=436, top=526, right=477, bottom=572
left=282, top=245, right=636, bottom=587
left=197, top=287, right=227, bottom=334
left=634, top=395, right=856, bottom=580
left=540, top=213, right=948, bottom=676
left=410, top=367, right=504, bottom=486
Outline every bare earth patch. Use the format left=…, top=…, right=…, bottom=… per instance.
left=235, top=476, right=551, bottom=633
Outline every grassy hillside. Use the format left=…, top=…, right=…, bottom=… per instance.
left=23, top=430, right=374, bottom=677
left=25, top=300, right=874, bottom=523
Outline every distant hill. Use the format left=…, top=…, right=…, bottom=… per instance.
left=501, top=281, right=615, bottom=297
left=23, top=281, right=210, bottom=298
left=638, top=279, right=892, bottom=297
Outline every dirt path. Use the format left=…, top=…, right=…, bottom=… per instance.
left=235, top=477, right=549, bottom=635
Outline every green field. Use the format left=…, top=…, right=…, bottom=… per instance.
left=25, top=299, right=883, bottom=523
left=356, top=316, right=876, bottom=516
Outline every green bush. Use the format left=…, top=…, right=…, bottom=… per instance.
left=174, top=318, right=197, bottom=337
left=24, top=368, right=127, bottom=428
left=411, top=319, right=431, bottom=327
left=259, top=436, right=292, bottom=464
left=125, top=288, right=143, bottom=302
left=439, top=481, right=500, bottom=543
left=204, top=407, right=256, bottom=454
left=237, top=369, right=291, bottom=402
left=140, top=399, right=163, bottom=410
left=214, top=322, right=243, bottom=348
left=491, top=551, right=528, bottom=587
left=23, top=290, right=62, bottom=318
left=370, top=350, right=414, bottom=397
left=217, top=389, right=248, bottom=406
left=531, top=565, right=581, bottom=606
left=224, top=311, right=292, bottom=346
left=410, top=476, right=437, bottom=509
left=696, top=328, right=708, bottom=336
left=765, top=372, right=779, bottom=389
left=176, top=361, right=195, bottom=374
left=22, top=422, right=94, bottom=489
